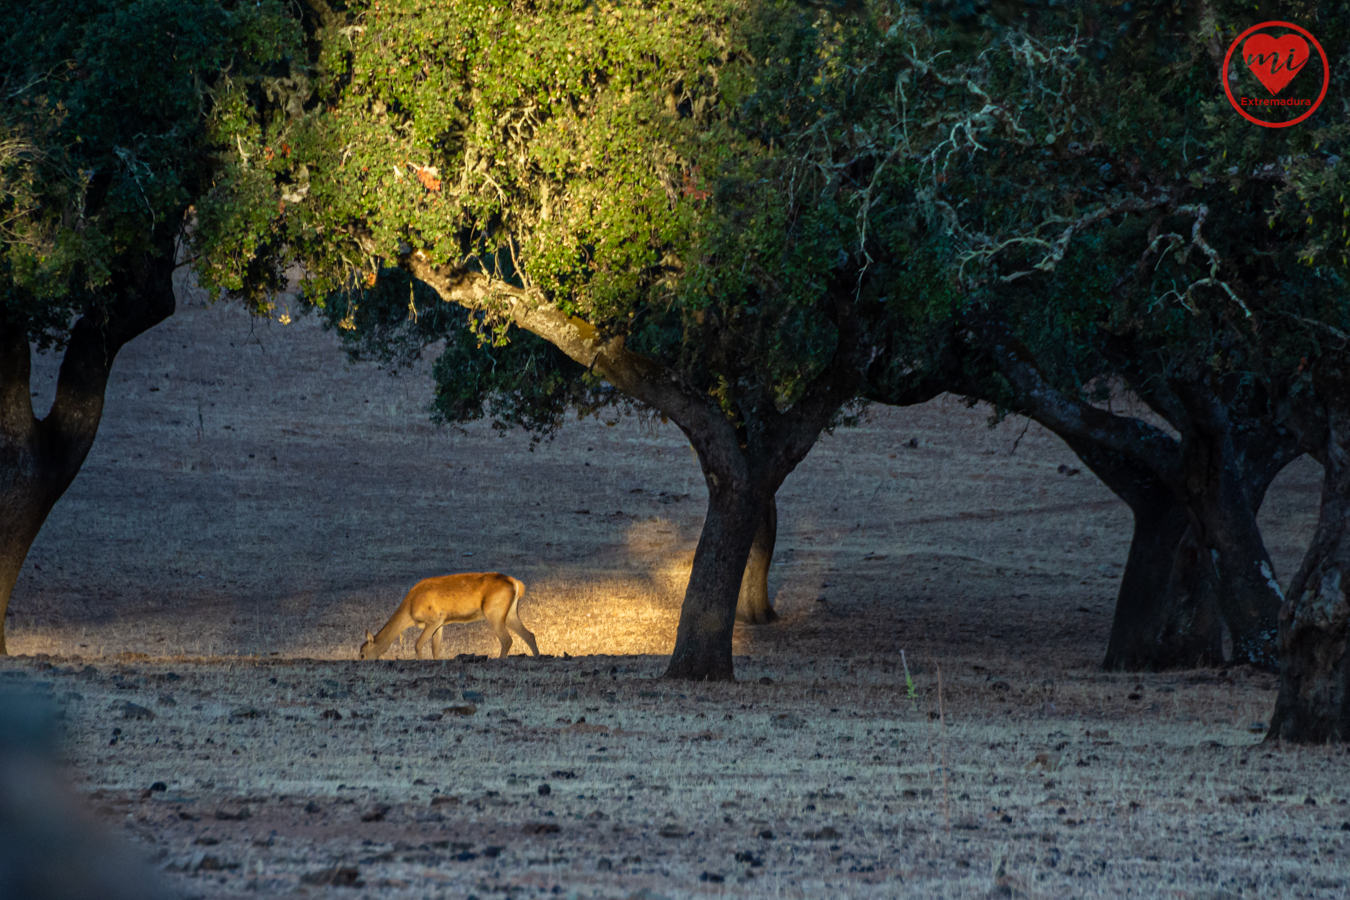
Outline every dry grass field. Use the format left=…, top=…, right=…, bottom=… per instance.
left=4, top=282, right=1349, bottom=899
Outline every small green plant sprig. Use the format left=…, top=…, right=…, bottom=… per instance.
left=901, top=649, right=918, bottom=707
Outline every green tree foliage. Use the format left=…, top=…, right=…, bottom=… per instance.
left=0, top=0, right=302, bottom=654
left=2, top=0, right=300, bottom=329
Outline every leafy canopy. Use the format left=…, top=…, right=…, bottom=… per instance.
left=197, top=0, right=977, bottom=434
left=0, top=0, right=301, bottom=347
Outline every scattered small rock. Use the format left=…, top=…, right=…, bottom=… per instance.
left=214, top=807, right=251, bottom=821
left=699, top=872, right=724, bottom=883
left=803, top=826, right=840, bottom=840
left=196, top=856, right=237, bottom=872
left=444, top=705, right=476, bottom=716
left=228, top=706, right=262, bottom=719
left=117, top=702, right=155, bottom=720
left=758, top=829, right=775, bottom=840
left=320, top=709, right=342, bottom=720
left=538, top=784, right=552, bottom=796
left=658, top=823, right=690, bottom=838
left=361, top=804, right=391, bottom=822
left=523, top=822, right=560, bottom=835
left=758, top=677, right=773, bottom=686
left=301, top=866, right=362, bottom=887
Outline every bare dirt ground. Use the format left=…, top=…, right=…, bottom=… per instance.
left=5, top=283, right=1349, bottom=899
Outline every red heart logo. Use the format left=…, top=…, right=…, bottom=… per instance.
left=1243, top=33, right=1309, bottom=95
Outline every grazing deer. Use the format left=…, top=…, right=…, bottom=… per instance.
left=359, top=573, right=540, bottom=660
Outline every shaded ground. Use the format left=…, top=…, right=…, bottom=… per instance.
left=6, top=286, right=1347, bottom=898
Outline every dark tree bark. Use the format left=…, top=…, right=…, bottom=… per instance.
left=0, top=240, right=177, bottom=654
left=735, top=495, right=778, bottom=625
left=1268, top=359, right=1350, bottom=743
left=1168, top=380, right=1286, bottom=669
left=401, top=252, right=869, bottom=680
left=1062, top=437, right=1223, bottom=670
left=666, top=475, right=770, bottom=680
left=969, top=313, right=1293, bottom=669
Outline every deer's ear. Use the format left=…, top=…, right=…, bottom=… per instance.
left=365, top=630, right=375, bottom=643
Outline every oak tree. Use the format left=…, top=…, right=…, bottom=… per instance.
left=0, top=0, right=300, bottom=653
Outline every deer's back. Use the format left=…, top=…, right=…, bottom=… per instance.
left=406, top=572, right=516, bottom=620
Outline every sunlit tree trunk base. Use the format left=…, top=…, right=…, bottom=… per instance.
left=0, top=511, right=49, bottom=657
left=0, top=243, right=176, bottom=656
left=735, top=496, right=778, bottom=625
left=664, top=486, right=764, bottom=682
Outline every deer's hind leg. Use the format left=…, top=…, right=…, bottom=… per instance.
left=506, top=598, right=539, bottom=656
left=489, top=615, right=514, bottom=659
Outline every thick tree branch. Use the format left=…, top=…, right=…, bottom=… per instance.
left=967, top=312, right=1182, bottom=484
left=0, top=320, right=35, bottom=441
left=40, top=239, right=177, bottom=477
left=754, top=289, right=871, bottom=479
left=399, top=251, right=744, bottom=479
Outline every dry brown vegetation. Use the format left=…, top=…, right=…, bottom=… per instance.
left=4, top=287, right=1349, bottom=899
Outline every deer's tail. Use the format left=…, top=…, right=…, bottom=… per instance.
left=506, top=576, right=525, bottom=613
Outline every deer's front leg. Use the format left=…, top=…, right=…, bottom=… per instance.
left=415, top=623, right=438, bottom=659
left=432, top=626, right=444, bottom=660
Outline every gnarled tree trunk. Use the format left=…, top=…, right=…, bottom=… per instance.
left=1268, top=363, right=1350, bottom=743
left=1063, top=436, right=1223, bottom=670
left=970, top=314, right=1291, bottom=671
left=666, top=474, right=772, bottom=680
left=735, top=495, right=778, bottom=625
left=0, top=242, right=177, bottom=654
left=1172, top=383, right=1285, bottom=671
